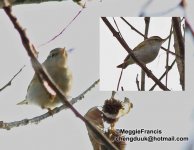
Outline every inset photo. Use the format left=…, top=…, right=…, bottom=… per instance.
left=100, top=17, right=185, bottom=91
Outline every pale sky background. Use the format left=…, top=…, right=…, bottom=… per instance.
left=0, top=0, right=194, bottom=150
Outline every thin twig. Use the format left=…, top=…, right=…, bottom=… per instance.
left=139, top=0, right=153, bottom=16
left=111, top=91, right=116, bottom=99
left=12, top=0, right=65, bottom=6
left=101, top=17, right=170, bottom=91
left=117, top=68, right=123, bottom=91
left=139, top=0, right=182, bottom=16
left=179, top=0, right=187, bottom=9
left=185, top=19, right=194, bottom=38
left=3, top=3, right=118, bottom=150
left=172, top=18, right=185, bottom=58
left=38, top=7, right=85, bottom=47
left=183, top=23, right=185, bottom=41
left=165, top=24, right=173, bottom=87
left=149, top=59, right=176, bottom=91
left=143, top=5, right=179, bottom=16
left=0, top=65, right=25, bottom=92
left=141, top=17, right=150, bottom=91
left=113, top=17, right=123, bottom=38
left=136, top=74, right=140, bottom=91
left=121, top=17, right=144, bottom=37
left=172, top=17, right=185, bottom=90
left=121, top=86, right=124, bottom=91
left=0, top=79, right=99, bottom=130
left=112, top=18, right=124, bottom=91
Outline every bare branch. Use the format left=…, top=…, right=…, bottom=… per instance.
left=149, top=59, right=176, bottom=91
left=0, top=65, right=25, bottom=92
left=141, top=17, right=150, bottom=91
left=172, top=17, right=185, bottom=90
left=121, top=86, right=124, bottom=91
left=179, top=0, right=187, bottom=8
left=101, top=17, right=170, bottom=91
left=121, top=17, right=144, bottom=37
left=139, top=0, right=182, bottom=16
left=0, top=79, right=99, bottom=130
left=113, top=17, right=123, bottom=39
left=112, top=18, right=125, bottom=91
left=111, top=91, right=116, bottom=99
left=3, top=3, right=118, bottom=150
left=165, top=24, right=173, bottom=87
left=0, top=0, right=85, bottom=8
left=172, top=18, right=185, bottom=58
left=138, top=0, right=193, bottom=40
left=139, top=0, right=153, bottom=17
left=185, top=19, right=194, bottom=39
left=136, top=74, right=140, bottom=91
left=38, top=7, right=85, bottom=47
left=116, top=69, right=123, bottom=91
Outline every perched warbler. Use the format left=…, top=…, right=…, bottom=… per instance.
left=17, top=48, right=72, bottom=109
left=117, top=36, right=168, bottom=69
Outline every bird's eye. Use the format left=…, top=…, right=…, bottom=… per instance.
left=50, top=53, right=57, bottom=58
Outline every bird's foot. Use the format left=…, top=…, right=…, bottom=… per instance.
left=47, top=108, right=54, bottom=116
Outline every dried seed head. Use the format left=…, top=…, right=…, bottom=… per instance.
left=102, top=98, right=123, bottom=124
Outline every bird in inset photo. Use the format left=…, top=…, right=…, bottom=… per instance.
left=117, top=36, right=168, bottom=69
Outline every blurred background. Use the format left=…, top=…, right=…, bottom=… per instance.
left=0, top=0, right=194, bottom=149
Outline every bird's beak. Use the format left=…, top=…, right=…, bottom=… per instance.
left=162, top=34, right=171, bottom=43
left=60, top=47, right=65, bottom=54
left=162, top=39, right=166, bottom=44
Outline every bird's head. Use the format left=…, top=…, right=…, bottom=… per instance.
left=148, top=36, right=168, bottom=45
left=46, top=47, right=68, bottom=67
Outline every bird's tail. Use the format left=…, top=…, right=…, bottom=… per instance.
left=117, top=62, right=128, bottom=69
left=17, top=100, right=28, bottom=105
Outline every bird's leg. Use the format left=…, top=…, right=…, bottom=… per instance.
left=47, top=108, right=54, bottom=116
left=41, top=105, right=54, bottom=116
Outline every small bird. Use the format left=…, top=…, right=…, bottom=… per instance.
left=17, top=48, right=72, bottom=110
left=117, top=36, right=168, bottom=69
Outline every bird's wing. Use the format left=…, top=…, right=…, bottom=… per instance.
left=16, top=74, right=37, bottom=106
left=124, top=40, right=145, bottom=61
left=27, top=74, right=37, bottom=92
left=117, top=53, right=132, bottom=68
left=117, top=62, right=128, bottom=69
left=124, top=54, right=131, bottom=61
left=133, top=40, right=146, bottom=51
